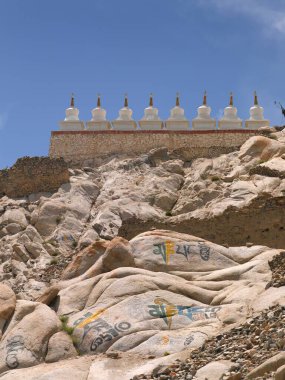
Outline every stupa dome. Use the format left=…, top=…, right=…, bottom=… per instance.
left=220, top=93, right=241, bottom=121
left=195, top=92, right=213, bottom=119
left=91, top=95, right=107, bottom=121
left=249, top=91, right=265, bottom=120
left=141, top=94, right=161, bottom=121
left=192, top=91, right=216, bottom=130
left=168, top=93, right=186, bottom=121
left=117, top=95, right=133, bottom=121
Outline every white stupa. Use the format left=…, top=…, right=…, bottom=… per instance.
left=112, top=95, right=137, bottom=130
left=139, top=94, right=163, bottom=130
left=86, top=95, right=111, bottom=131
left=192, top=91, right=216, bottom=130
left=165, top=93, right=189, bottom=130
left=59, top=94, right=85, bottom=131
left=245, top=92, right=270, bottom=129
left=218, top=93, right=242, bottom=130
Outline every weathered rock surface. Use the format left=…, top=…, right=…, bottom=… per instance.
left=0, top=134, right=285, bottom=378
left=0, top=209, right=28, bottom=229
left=194, top=361, right=234, bottom=380
left=0, top=284, right=16, bottom=321
left=0, top=284, right=16, bottom=338
left=0, top=357, right=92, bottom=380
left=45, top=331, right=77, bottom=363
left=1, top=135, right=285, bottom=296
left=23, top=229, right=280, bottom=379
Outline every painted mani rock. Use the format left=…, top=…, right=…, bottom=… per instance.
left=148, top=297, right=220, bottom=328
left=5, top=335, right=25, bottom=369
left=153, top=241, right=210, bottom=264
left=184, top=335, right=194, bottom=347
left=90, top=320, right=131, bottom=352
left=72, top=311, right=131, bottom=353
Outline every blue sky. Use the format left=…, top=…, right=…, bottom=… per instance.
left=0, top=0, right=285, bottom=168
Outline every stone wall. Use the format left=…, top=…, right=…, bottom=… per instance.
left=0, top=157, right=69, bottom=198
left=49, top=130, right=259, bottom=163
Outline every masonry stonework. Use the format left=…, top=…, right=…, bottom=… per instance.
left=0, top=157, right=69, bottom=198
left=49, top=130, right=259, bottom=163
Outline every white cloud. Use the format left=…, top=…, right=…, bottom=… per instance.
left=0, top=112, right=8, bottom=130
left=189, top=0, right=285, bottom=36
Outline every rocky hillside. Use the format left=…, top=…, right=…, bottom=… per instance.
left=0, top=129, right=285, bottom=379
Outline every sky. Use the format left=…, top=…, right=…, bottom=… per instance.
left=0, top=0, right=285, bottom=168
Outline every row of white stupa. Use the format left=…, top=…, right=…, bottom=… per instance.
left=59, top=92, right=269, bottom=131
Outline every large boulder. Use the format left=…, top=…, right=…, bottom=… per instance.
left=61, top=240, right=109, bottom=280
left=247, top=352, right=285, bottom=379
left=33, top=200, right=66, bottom=236
left=276, top=364, right=285, bottom=380
left=0, top=209, right=28, bottom=229
left=45, top=331, right=77, bottom=363
left=130, top=230, right=238, bottom=272
left=33, top=180, right=99, bottom=238
left=250, top=156, right=285, bottom=178
left=0, top=285, right=16, bottom=337
left=147, top=147, right=169, bottom=166
left=239, top=136, right=285, bottom=162
left=195, top=360, right=235, bottom=380
left=0, top=301, right=61, bottom=373
left=101, top=237, right=135, bottom=271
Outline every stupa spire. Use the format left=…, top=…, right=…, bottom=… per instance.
left=254, top=91, right=258, bottom=106
left=203, top=91, right=207, bottom=106
left=229, top=92, right=234, bottom=106
left=70, top=93, right=75, bottom=108
left=176, top=92, right=180, bottom=107
left=149, top=93, right=154, bottom=107
left=97, top=94, right=101, bottom=108
left=124, top=93, right=128, bottom=108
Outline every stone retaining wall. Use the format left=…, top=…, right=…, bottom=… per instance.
left=0, top=157, right=69, bottom=198
left=49, top=130, right=258, bottom=163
